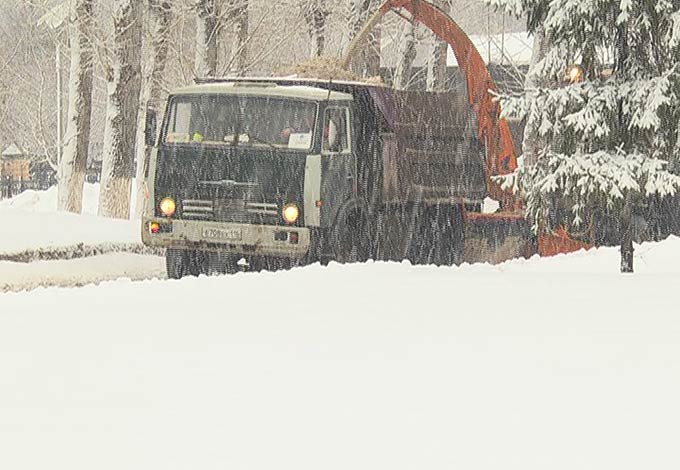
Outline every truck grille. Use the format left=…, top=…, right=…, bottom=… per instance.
left=181, top=199, right=279, bottom=225
left=182, top=199, right=214, bottom=220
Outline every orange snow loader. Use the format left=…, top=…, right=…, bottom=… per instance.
left=343, top=0, right=589, bottom=261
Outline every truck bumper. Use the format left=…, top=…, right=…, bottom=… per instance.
left=142, top=218, right=311, bottom=259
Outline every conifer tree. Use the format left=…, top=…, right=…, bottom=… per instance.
left=487, top=0, right=680, bottom=272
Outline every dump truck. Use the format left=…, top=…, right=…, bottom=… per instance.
left=141, top=0, right=583, bottom=278
left=141, top=78, right=521, bottom=277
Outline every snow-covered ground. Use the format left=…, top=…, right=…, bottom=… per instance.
left=0, top=184, right=141, bottom=255
left=2, top=249, right=680, bottom=470
left=2, top=186, right=680, bottom=469
left=0, top=253, right=165, bottom=292
left=0, top=185, right=162, bottom=291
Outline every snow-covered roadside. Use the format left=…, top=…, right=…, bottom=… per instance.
left=1, top=251, right=680, bottom=470
left=0, top=184, right=142, bottom=255
left=0, top=184, right=162, bottom=290
left=0, top=253, right=165, bottom=292
left=0, top=210, right=142, bottom=255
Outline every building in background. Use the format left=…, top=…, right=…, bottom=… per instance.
left=1, top=144, right=31, bottom=198
left=380, top=30, right=533, bottom=92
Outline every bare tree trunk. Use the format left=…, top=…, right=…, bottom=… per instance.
left=348, top=0, right=382, bottom=78
left=617, top=18, right=634, bottom=273
left=228, top=0, right=249, bottom=76
left=134, top=0, right=173, bottom=218
left=195, top=0, right=219, bottom=77
left=305, top=0, right=329, bottom=58
left=393, top=22, right=416, bottom=90
left=620, top=192, right=634, bottom=273
left=426, top=0, right=450, bottom=91
left=57, top=0, right=94, bottom=214
left=99, top=0, right=143, bottom=219
left=427, top=36, right=448, bottom=91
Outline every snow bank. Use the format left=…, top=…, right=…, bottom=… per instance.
left=0, top=184, right=142, bottom=255
left=0, top=253, right=165, bottom=292
left=0, top=183, right=101, bottom=214
left=468, top=235, right=680, bottom=274
left=2, top=237, right=680, bottom=469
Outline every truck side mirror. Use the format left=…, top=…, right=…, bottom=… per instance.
left=145, top=108, right=158, bottom=147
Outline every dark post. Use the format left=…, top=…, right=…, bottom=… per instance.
left=620, top=192, right=634, bottom=273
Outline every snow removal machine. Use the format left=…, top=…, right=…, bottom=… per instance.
left=142, top=0, right=585, bottom=278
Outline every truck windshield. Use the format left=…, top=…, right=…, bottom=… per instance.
left=164, top=95, right=317, bottom=151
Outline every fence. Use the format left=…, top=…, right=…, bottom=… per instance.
left=0, top=174, right=55, bottom=200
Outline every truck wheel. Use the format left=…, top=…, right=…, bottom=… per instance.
left=327, top=206, right=372, bottom=264
left=407, top=206, right=463, bottom=266
left=166, top=249, right=189, bottom=279
left=166, top=249, right=204, bottom=279
left=207, top=252, right=240, bottom=275
left=432, top=207, right=464, bottom=266
left=248, top=256, right=293, bottom=272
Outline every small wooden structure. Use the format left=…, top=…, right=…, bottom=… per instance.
left=1, top=144, right=31, bottom=198
left=1, top=144, right=31, bottom=181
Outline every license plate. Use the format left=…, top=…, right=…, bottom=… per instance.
left=202, top=227, right=242, bottom=241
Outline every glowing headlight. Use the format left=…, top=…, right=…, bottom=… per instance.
left=159, top=197, right=176, bottom=217
left=282, top=204, right=300, bottom=224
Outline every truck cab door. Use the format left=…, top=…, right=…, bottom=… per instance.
left=318, top=105, right=355, bottom=227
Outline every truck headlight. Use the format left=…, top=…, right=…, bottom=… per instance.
left=282, top=203, right=300, bottom=224
left=160, top=197, right=176, bottom=217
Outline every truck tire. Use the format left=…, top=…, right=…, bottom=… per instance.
left=166, top=249, right=189, bottom=279
left=166, top=249, right=203, bottom=279
left=325, top=205, right=373, bottom=264
left=407, top=205, right=464, bottom=266
left=249, top=256, right=293, bottom=273
left=206, top=252, right=240, bottom=275
left=432, top=206, right=464, bottom=266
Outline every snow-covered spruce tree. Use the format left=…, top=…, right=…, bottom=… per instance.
left=57, top=0, right=94, bottom=214
left=99, top=0, right=143, bottom=219
left=487, top=0, right=680, bottom=272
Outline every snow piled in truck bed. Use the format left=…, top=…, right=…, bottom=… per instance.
left=0, top=184, right=141, bottom=254
left=2, top=236, right=680, bottom=469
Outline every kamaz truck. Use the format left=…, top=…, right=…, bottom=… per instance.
left=141, top=77, right=526, bottom=278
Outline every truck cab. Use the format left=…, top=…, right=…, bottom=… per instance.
left=143, top=81, right=363, bottom=277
